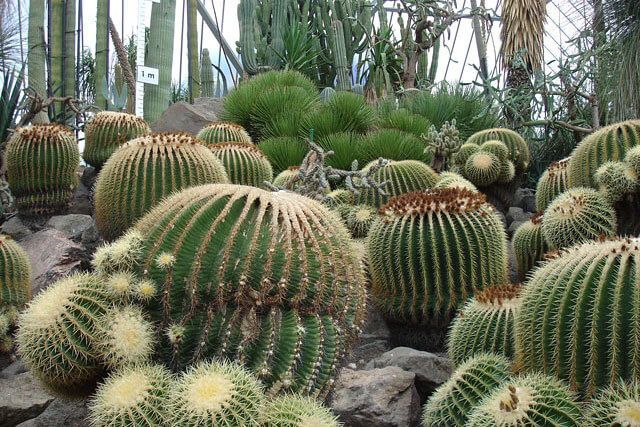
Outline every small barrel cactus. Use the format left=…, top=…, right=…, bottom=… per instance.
left=260, top=393, right=341, bottom=426
left=496, top=160, right=515, bottom=184
left=466, top=128, right=530, bottom=172
left=595, top=161, right=638, bottom=203
left=83, top=111, right=151, bottom=169
left=208, top=142, right=274, bottom=188
left=0, top=234, right=32, bottom=309
left=6, top=123, right=80, bottom=216
left=346, top=205, right=376, bottom=238
left=480, top=140, right=509, bottom=162
left=464, top=151, right=501, bottom=186
left=196, top=121, right=253, bottom=144
left=512, top=212, right=548, bottom=282
left=466, top=373, right=582, bottom=426
left=433, top=171, right=477, bottom=191
left=625, top=146, right=640, bottom=178
left=93, top=132, right=229, bottom=241
left=319, top=87, right=336, bottom=103
left=535, top=157, right=569, bottom=212
left=541, top=187, right=616, bottom=249
left=452, top=143, right=480, bottom=167
left=584, top=380, right=640, bottom=426
left=273, top=166, right=300, bottom=189
left=367, top=188, right=508, bottom=326
left=421, top=353, right=511, bottom=427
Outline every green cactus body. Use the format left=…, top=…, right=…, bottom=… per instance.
left=496, top=160, right=516, bottom=184
left=332, top=20, right=350, bottom=91
left=367, top=188, right=508, bottom=326
left=464, top=151, right=501, bottom=186
left=625, top=146, right=640, bottom=178
left=452, top=143, right=480, bottom=168
left=466, top=128, right=530, bottom=172
left=93, top=132, right=229, bottom=241
left=466, top=373, right=582, bottom=426
left=595, top=161, right=638, bottom=203
left=325, top=189, right=353, bottom=208
left=273, top=166, right=300, bottom=189
left=567, top=120, right=640, bottom=188
left=433, top=172, right=477, bottom=192
left=260, top=393, right=341, bottom=427
left=208, top=142, right=274, bottom=188
left=355, top=160, right=439, bottom=208
left=447, top=284, right=521, bottom=366
left=0, top=235, right=32, bottom=308
left=83, top=112, right=151, bottom=169
left=516, top=237, right=640, bottom=397
left=6, top=124, right=80, bottom=216
left=320, top=87, right=336, bottom=103
left=480, top=140, right=509, bottom=162
left=237, top=0, right=258, bottom=75
left=541, top=187, right=616, bottom=250
left=95, top=0, right=109, bottom=109
left=346, top=205, right=376, bottom=238
left=512, top=212, right=548, bottom=282
left=27, top=0, right=49, bottom=123
left=16, top=273, right=110, bottom=393
left=200, top=48, right=214, bottom=98
left=584, top=380, right=640, bottom=426
left=197, top=122, right=253, bottom=144
left=535, top=157, right=570, bottom=212
left=421, top=353, right=511, bottom=427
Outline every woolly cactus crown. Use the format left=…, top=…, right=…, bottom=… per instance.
left=378, top=187, right=488, bottom=217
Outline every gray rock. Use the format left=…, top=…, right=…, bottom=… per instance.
left=506, top=207, right=531, bottom=226
left=150, top=100, right=219, bottom=135
left=508, top=220, right=528, bottom=236
left=0, top=360, right=27, bottom=379
left=193, top=97, right=224, bottom=117
left=16, top=398, right=89, bottom=427
left=350, top=340, right=392, bottom=369
left=45, top=215, right=96, bottom=242
left=1, top=217, right=32, bottom=241
left=0, top=372, right=54, bottom=426
left=331, top=367, right=421, bottom=427
left=79, top=167, right=97, bottom=189
left=507, top=240, right=519, bottom=284
left=514, top=188, right=536, bottom=213
left=68, top=181, right=92, bottom=216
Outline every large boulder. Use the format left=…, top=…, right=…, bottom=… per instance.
left=16, top=398, right=89, bottom=427
left=0, top=372, right=54, bottom=427
left=150, top=97, right=223, bottom=135
left=45, top=215, right=97, bottom=243
left=1, top=216, right=32, bottom=241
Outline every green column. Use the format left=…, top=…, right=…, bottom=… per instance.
left=27, top=0, right=48, bottom=122
left=96, top=0, right=109, bottom=109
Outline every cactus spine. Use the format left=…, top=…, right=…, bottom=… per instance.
left=536, top=157, right=569, bottom=211
left=96, top=0, right=109, bottom=109
left=200, top=49, right=214, bottom=97
left=197, top=122, right=252, bottom=144
left=346, top=205, right=376, bottom=239
left=208, top=142, right=274, bottom=188
left=584, top=380, right=640, bottom=426
left=512, top=212, right=548, bottom=282
left=260, top=394, right=341, bottom=427
left=464, top=151, right=501, bottom=186
left=433, top=171, right=477, bottom=191
left=332, top=20, right=350, bottom=91
left=465, top=128, right=530, bottom=173
left=27, top=0, right=48, bottom=123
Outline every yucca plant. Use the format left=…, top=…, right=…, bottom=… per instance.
left=315, top=132, right=362, bottom=171
left=0, top=67, right=24, bottom=145
left=251, top=86, right=319, bottom=140
left=300, top=91, right=375, bottom=141
left=257, top=136, right=308, bottom=175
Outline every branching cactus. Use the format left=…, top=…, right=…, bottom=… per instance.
left=465, top=128, right=530, bottom=173
left=196, top=121, right=253, bottom=144
left=93, top=132, right=229, bottom=241
left=516, top=237, right=640, bottom=397
left=208, top=142, right=274, bottom=188
left=536, top=157, right=569, bottom=212
left=512, top=212, right=548, bottom=282
left=447, top=284, right=522, bottom=366
left=6, top=124, right=80, bottom=216
left=367, top=188, right=508, bottom=326
left=260, top=393, right=341, bottom=427
left=584, top=380, right=640, bottom=426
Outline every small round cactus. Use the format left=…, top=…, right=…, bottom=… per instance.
left=324, top=189, right=353, bottom=208
left=466, top=128, right=530, bottom=172
left=541, top=187, right=616, bottom=249
left=88, top=363, right=173, bottom=427
left=625, top=146, right=640, bottom=178
left=260, top=394, right=341, bottom=427
left=208, top=142, right=273, bottom=187
left=595, top=161, right=638, bottom=203
left=496, top=160, right=515, bottom=184
left=83, top=111, right=151, bottom=169
left=421, top=353, right=511, bottom=427
left=584, top=380, right=640, bottom=426
left=464, top=151, right=501, bottom=186
left=511, top=212, right=548, bottom=282
left=452, top=143, right=480, bottom=167
left=196, top=121, right=252, bottom=144
left=0, top=234, right=32, bottom=309
left=433, top=171, right=477, bottom=191
left=480, top=140, right=509, bottom=162
left=447, top=284, right=522, bottom=366
left=273, top=166, right=300, bottom=189
left=535, top=157, right=569, bottom=212
left=346, top=205, right=376, bottom=238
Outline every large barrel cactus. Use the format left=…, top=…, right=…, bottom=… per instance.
left=536, top=158, right=569, bottom=211
left=83, top=112, right=151, bottom=169
left=6, top=124, right=80, bottom=216
left=208, top=142, right=274, bottom=188
left=93, top=133, right=229, bottom=241
left=466, top=128, right=530, bottom=172
left=367, top=188, right=508, bottom=326
left=516, top=237, right=640, bottom=397
left=196, top=121, right=252, bottom=144
left=512, top=212, right=548, bottom=282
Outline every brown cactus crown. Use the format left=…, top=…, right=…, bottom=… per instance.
left=15, top=123, right=74, bottom=141
left=546, top=157, right=569, bottom=177
left=202, top=121, right=246, bottom=131
left=474, top=284, right=522, bottom=306
left=530, top=211, right=543, bottom=225
left=378, top=187, right=488, bottom=217
left=208, top=142, right=264, bottom=156
left=124, top=132, right=201, bottom=148
left=86, top=111, right=148, bottom=127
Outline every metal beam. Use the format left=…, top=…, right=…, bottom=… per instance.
left=195, top=0, right=242, bottom=74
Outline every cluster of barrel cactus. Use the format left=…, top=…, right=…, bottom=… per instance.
left=465, top=128, right=530, bottom=174
left=453, top=139, right=516, bottom=187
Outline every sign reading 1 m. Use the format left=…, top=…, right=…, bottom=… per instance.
left=138, top=66, right=159, bottom=85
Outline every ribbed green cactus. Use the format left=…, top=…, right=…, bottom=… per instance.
left=96, top=0, right=109, bottom=109
left=200, top=49, right=214, bottom=98
left=93, top=132, right=229, bottom=241
left=83, top=112, right=151, bottom=169
left=464, top=151, right=501, bottom=186
left=512, top=212, right=548, bottom=282
left=367, top=188, right=508, bottom=326
left=355, top=160, right=439, bottom=208
left=237, top=0, right=258, bottom=75
left=466, top=373, right=582, bottom=426
left=0, top=235, right=31, bottom=309
left=516, top=237, right=640, bottom=397
left=541, top=187, right=616, bottom=249
left=595, top=161, right=638, bottom=203
left=422, top=353, right=511, bottom=427
left=187, top=0, right=200, bottom=99
left=346, top=205, right=376, bottom=239
left=332, top=20, right=350, bottom=91
left=496, top=160, right=515, bottom=184
left=197, top=122, right=253, bottom=144
left=625, top=146, right=640, bottom=178
left=568, top=120, right=640, bottom=188
left=535, top=157, right=569, bottom=212
left=452, top=143, right=480, bottom=167
left=208, top=142, right=274, bottom=187
left=320, top=87, right=336, bottom=103
left=480, top=140, right=509, bottom=162
left=433, top=171, right=477, bottom=191
left=27, top=0, right=48, bottom=123
left=447, top=284, right=522, bottom=366
left=6, top=124, right=80, bottom=216
left=260, top=394, right=341, bottom=427
left=466, top=128, right=530, bottom=172
left=584, top=380, right=640, bottom=426
left=273, top=166, right=300, bottom=189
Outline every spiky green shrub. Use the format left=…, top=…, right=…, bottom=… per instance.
left=0, top=234, right=31, bottom=309
left=516, top=237, right=640, bottom=397
left=512, top=212, right=548, bottom=282
left=93, top=132, right=229, bottom=241
left=466, top=128, right=530, bottom=172
left=376, top=108, right=431, bottom=138
left=358, top=129, right=429, bottom=164
left=6, top=123, right=80, bottom=216
left=584, top=380, right=640, bottom=426
left=595, top=161, right=638, bottom=203
left=251, top=86, right=319, bottom=139
left=346, top=205, right=376, bottom=239
left=83, top=111, right=151, bottom=169
left=196, top=121, right=253, bottom=144
left=257, top=136, right=308, bottom=175
left=541, top=187, right=616, bottom=249
left=466, top=373, right=582, bottom=426
left=447, top=284, right=521, bottom=366
left=421, top=353, right=511, bottom=427
left=209, top=142, right=274, bottom=188
left=300, top=91, right=375, bottom=140
left=367, top=188, right=508, bottom=326
left=433, top=171, right=477, bottom=191
left=16, top=273, right=110, bottom=393
left=88, top=363, right=173, bottom=427
left=260, top=393, right=341, bottom=427
left=535, top=157, right=569, bottom=212
left=567, top=120, right=640, bottom=188
left=464, top=151, right=501, bottom=186
left=314, top=132, right=362, bottom=171
left=355, top=160, right=439, bottom=208
left=168, top=359, right=264, bottom=426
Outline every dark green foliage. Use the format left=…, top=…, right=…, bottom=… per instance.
left=251, top=86, right=319, bottom=139
left=377, top=109, right=431, bottom=138
left=300, top=92, right=375, bottom=141
left=258, top=137, right=308, bottom=175
left=315, top=132, right=361, bottom=171
left=358, top=129, right=429, bottom=165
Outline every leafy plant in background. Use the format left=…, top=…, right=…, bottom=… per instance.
left=358, top=26, right=403, bottom=102
left=272, top=20, right=321, bottom=81
left=101, top=75, right=127, bottom=111
left=0, top=68, right=24, bottom=146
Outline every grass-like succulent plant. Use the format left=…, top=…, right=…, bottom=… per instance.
left=377, top=108, right=431, bottom=138
left=512, top=212, right=548, bottom=282
left=300, top=91, right=375, bottom=140
left=6, top=123, right=80, bottom=216
left=0, top=234, right=31, bottom=308
left=196, top=121, right=252, bottom=144
left=93, top=132, right=229, bottom=241
left=257, top=136, right=308, bottom=175
left=535, top=157, right=570, bottom=212
left=346, top=205, right=376, bottom=238
left=541, top=187, right=616, bottom=249
left=584, top=380, right=640, bottom=426
left=464, top=151, right=501, bottom=186
left=83, top=111, right=151, bottom=169
left=466, top=128, right=530, bottom=173
left=357, top=129, right=429, bottom=164
left=595, top=161, right=638, bottom=203
left=260, top=393, right=341, bottom=427
left=208, top=142, right=274, bottom=188
left=421, top=353, right=511, bottom=427
left=367, top=187, right=508, bottom=326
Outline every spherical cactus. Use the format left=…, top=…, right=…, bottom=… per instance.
left=466, top=128, right=530, bottom=172
left=433, top=172, right=477, bottom=191
left=535, top=157, right=569, bottom=212
left=260, top=393, right=341, bottom=427
left=196, top=121, right=252, bottom=144
left=208, top=142, right=274, bottom=188
left=465, top=373, right=582, bottom=426
left=452, top=143, right=480, bottom=167
left=480, top=140, right=509, bottom=162
left=93, top=132, right=229, bottom=241
left=568, top=119, right=640, bottom=188
left=6, top=124, right=80, bottom=216
left=512, top=212, right=548, bottom=282
left=496, top=160, right=515, bottom=184
left=516, top=237, right=640, bottom=397
left=88, top=363, right=173, bottom=427
left=355, top=160, right=439, bottom=208
left=541, top=187, right=616, bottom=249
left=273, top=166, right=300, bottom=189
left=421, top=353, right=511, bottom=427
left=346, top=205, right=376, bottom=238
left=367, top=188, right=508, bottom=326
left=595, top=161, right=638, bottom=203
left=447, top=284, right=522, bottom=366
left=83, top=111, right=151, bottom=169
left=584, top=380, right=640, bottom=426
left=625, top=146, right=640, bottom=178
left=16, top=273, right=110, bottom=393
left=324, top=189, right=353, bottom=208
left=0, top=235, right=32, bottom=309
left=168, top=359, right=264, bottom=426
left=464, top=151, right=501, bottom=186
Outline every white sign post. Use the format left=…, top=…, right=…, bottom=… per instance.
left=135, top=0, right=160, bottom=118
